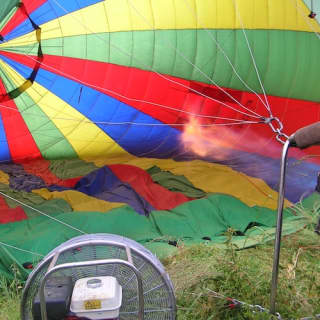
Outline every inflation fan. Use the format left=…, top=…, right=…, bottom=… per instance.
left=20, top=234, right=176, bottom=320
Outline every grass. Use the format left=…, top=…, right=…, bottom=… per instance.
left=0, top=267, right=23, bottom=320
left=1, top=225, right=319, bottom=319
left=164, top=227, right=320, bottom=319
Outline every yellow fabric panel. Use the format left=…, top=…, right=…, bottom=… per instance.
left=106, top=0, right=146, bottom=32
left=33, top=188, right=124, bottom=212
left=93, top=157, right=291, bottom=210
left=145, top=0, right=197, bottom=31
left=0, top=61, right=130, bottom=160
left=1, top=0, right=318, bottom=49
left=106, top=0, right=320, bottom=33
left=155, top=160, right=292, bottom=210
left=85, top=153, right=136, bottom=166
left=33, top=155, right=290, bottom=211
left=0, top=170, right=9, bottom=184
left=0, top=30, right=37, bottom=48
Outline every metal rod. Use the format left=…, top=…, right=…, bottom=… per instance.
left=126, top=245, right=133, bottom=264
left=47, top=251, right=60, bottom=271
left=270, top=139, right=291, bottom=314
left=39, top=259, right=145, bottom=320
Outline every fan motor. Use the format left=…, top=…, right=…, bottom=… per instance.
left=21, top=234, right=177, bottom=320
left=33, top=276, right=122, bottom=320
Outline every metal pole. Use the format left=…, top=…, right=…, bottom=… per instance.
left=270, top=139, right=291, bottom=314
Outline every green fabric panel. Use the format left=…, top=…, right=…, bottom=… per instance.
left=298, top=192, right=320, bottom=211
left=149, top=194, right=296, bottom=240
left=0, top=183, right=45, bottom=208
left=48, top=159, right=98, bottom=179
left=0, top=0, right=19, bottom=29
left=23, top=198, right=72, bottom=218
left=147, top=165, right=206, bottom=198
left=0, top=206, right=160, bottom=280
left=136, top=217, right=307, bottom=258
left=0, top=245, right=29, bottom=281
left=0, top=69, right=78, bottom=159
left=8, top=29, right=320, bottom=102
left=0, top=193, right=314, bottom=280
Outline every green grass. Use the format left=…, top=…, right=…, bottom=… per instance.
left=0, top=267, right=23, bottom=320
left=163, top=227, right=320, bottom=319
left=1, top=228, right=319, bottom=319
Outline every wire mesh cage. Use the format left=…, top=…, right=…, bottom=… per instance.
left=21, top=233, right=176, bottom=320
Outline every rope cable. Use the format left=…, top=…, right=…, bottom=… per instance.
left=0, top=241, right=44, bottom=257
left=0, top=191, right=86, bottom=235
left=0, top=100, right=263, bottom=126
left=232, top=0, right=272, bottom=114
left=48, top=0, right=263, bottom=121
left=1, top=48, right=263, bottom=124
left=182, top=0, right=272, bottom=115
left=0, top=51, right=263, bottom=126
left=127, top=0, right=264, bottom=119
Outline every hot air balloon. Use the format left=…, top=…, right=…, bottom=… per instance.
left=0, top=0, right=319, bottom=280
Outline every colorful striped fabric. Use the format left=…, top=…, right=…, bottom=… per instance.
left=0, top=159, right=194, bottom=216
left=0, top=1, right=318, bottom=203
left=2, top=1, right=320, bottom=284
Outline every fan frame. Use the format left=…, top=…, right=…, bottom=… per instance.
left=21, top=234, right=177, bottom=320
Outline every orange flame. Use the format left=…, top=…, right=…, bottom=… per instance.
left=181, top=118, right=238, bottom=160
left=181, top=116, right=284, bottom=161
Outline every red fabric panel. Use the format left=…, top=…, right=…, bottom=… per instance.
left=0, top=196, right=9, bottom=209
left=3, top=51, right=319, bottom=162
left=0, top=0, right=47, bottom=37
left=0, top=196, right=27, bottom=224
left=21, top=159, right=81, bottom=187
left=109, top=164, right=190, bottom=210
left=0, top=78, right=41, bottom=162
left=0, top=206, right=27, bottom=224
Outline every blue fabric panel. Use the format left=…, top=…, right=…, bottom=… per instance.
left=0, top=163, right=46, bottom=191
left=227, top=153, right=319, bottom=204
left=0, top=114, right=11, bottom=161
left=74, top=166, right=155, bottom=216
left=0, top=161, right=155, bottom=215
left=0, top=54, right=182, bottom=159
left=1, top=57, right=319, bottom=203
left=176, top=147, right=320, bottom=203
left=4, top=0, right=104, bottom=41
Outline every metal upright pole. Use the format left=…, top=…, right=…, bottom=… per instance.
left=270, top=139, right=291, bottom=314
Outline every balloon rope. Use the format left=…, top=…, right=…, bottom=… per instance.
left=0, top=241, right=44, bottom=257
left=92, top=120, right=261, bottom=126
left=0, top=55, right=240, bottom=124
left=182, top=0, right=272, bottom=115
left=0, top=191, right=86, bottom=235
left=0, top=102, right=263, bottom=126
left=49, top=0, right=264, bottom=121
left=0, top=101, right=263, bottom=127
left=127, top=0, right=264, bottom=120
left=232, top=0, right=272, bottom=115
left=0, top=2, right=43, bottom=102
left=20, top=55, right=264, bottom=126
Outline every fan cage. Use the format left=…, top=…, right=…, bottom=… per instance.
left=21, top=234, right=176, bottom=320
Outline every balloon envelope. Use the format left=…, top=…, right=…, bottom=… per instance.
left=0, top=0, right=319, bottom=281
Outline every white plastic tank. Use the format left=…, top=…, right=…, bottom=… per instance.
left=70, top=276, right=122, bottom=320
